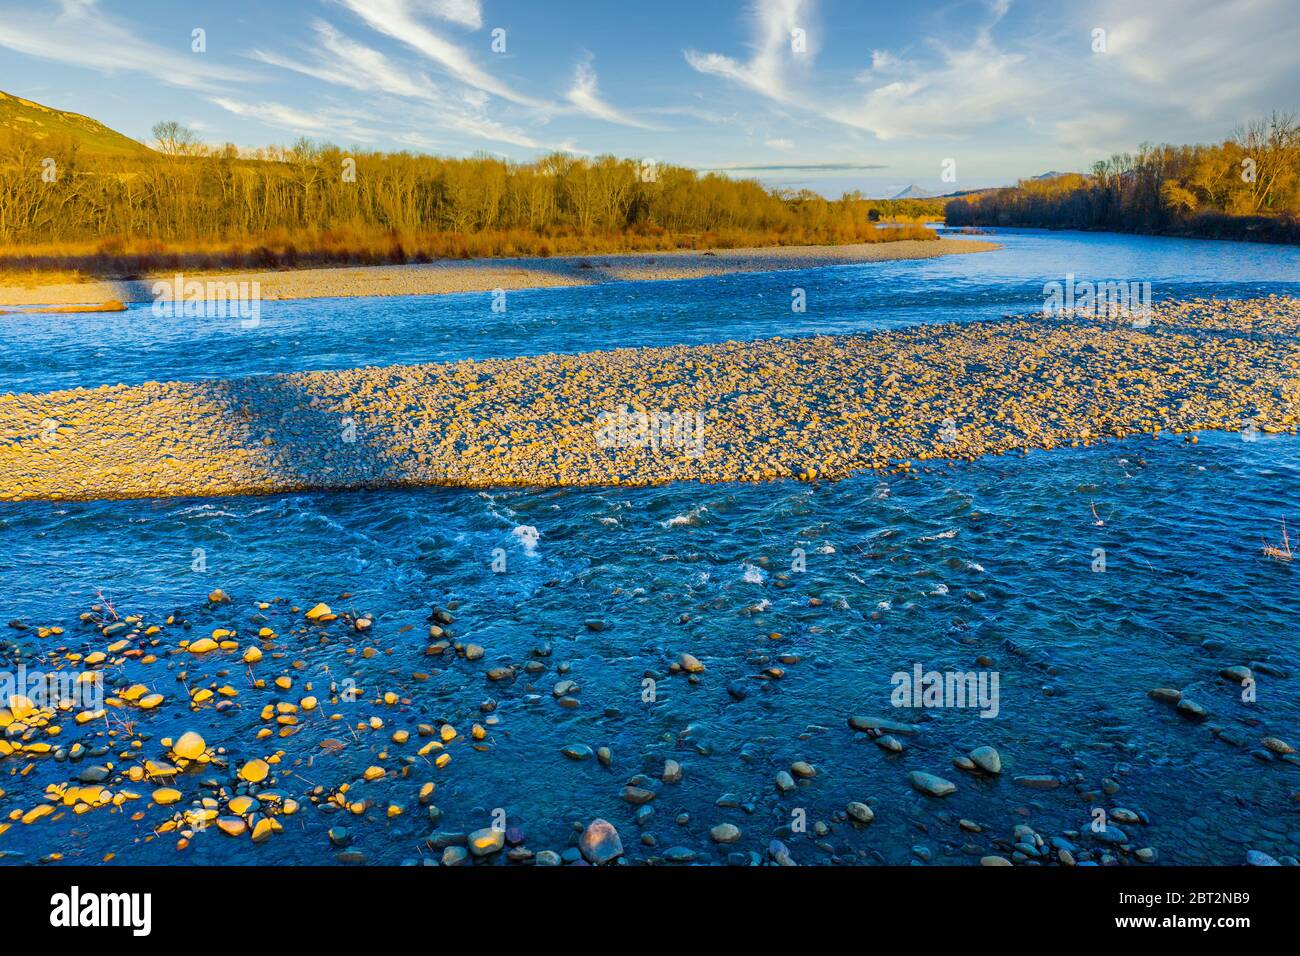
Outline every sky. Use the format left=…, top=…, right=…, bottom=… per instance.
left=0, top=0, right=1297, bottom=197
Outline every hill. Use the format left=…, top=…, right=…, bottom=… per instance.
left=0, top=89, right=152, bottom=158
left=892, top=184, right=934, bottom=199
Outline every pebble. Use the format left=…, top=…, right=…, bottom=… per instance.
left=579, top=818, right=624, bottom=865
left=710, top=823, right=742, bottom=844
left=909, top=772, right=957, bottom=797
left=969, top=746, right=1002, bottom=774
left=846, top=801, right=875, bottom=824
left=849, top=715, right=920, bottom=736
left=621, top=785, right=656, bottom=805
left=678, top=652, right=705, bottom=673
left=468, top=827, right=505, bottom=857
left=1013, top=775, right=1059, bottom=790
left=561, top=744, right=593, bottom=761
left=874, top=735, right=904, bottom=753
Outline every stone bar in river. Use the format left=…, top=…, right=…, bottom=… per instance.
left=2, top=296, right=1297, bottom=502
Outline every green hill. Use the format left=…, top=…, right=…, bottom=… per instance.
left=0, top=89, right=152, bottom=158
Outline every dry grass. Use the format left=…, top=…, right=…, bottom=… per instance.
left=0, top=224, right=936, bottom=284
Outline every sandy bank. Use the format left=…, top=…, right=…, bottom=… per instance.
left=2, top=297, right=1296, bottom=502
left=0, top=239, right=997, bottom=307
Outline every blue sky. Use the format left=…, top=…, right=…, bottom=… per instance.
left=1, top=0, right=1297, bottom=197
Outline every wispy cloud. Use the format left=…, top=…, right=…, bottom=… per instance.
left=834, top=2, right=1037, bottom=141
left=697, top=161, right=885, bottom=172
left=428, top=0, right=483, bottom=30
left=565, top=59, right=656, bottom=129
left=1093, top=0, right=1300, bottom=120
left=253, top=21, right=438, bottom=100
left=209, top=96, right=375, bottom=140
left=684, top=0, right=812, bottom=104
left=0, top=0, right=251, bottom=91
left=252, top=21, right=559, bottom=150
left=335, top=0, right=542, bottom=107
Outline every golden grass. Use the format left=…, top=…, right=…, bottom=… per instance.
left=0, top=224, right=937, bottom=283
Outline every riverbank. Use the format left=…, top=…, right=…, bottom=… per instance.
left=3, top=296, right=1296, bottom=502
left=0, top=238, right=996, bottom=307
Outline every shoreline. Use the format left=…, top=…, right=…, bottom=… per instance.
left=0, top=238, right=997, bottom=307
left=2, top=297, right=1295, bottom=503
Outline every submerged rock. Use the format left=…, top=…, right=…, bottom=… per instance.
left=847, top=801, right=875, bottom=824
left=909, top=771, right=956, bottom=797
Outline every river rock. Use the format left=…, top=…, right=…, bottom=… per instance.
left=579, top=818, right=624, bottom=865
left=678, top=652, right=705, bottom=673
left=468, top=827, right=505, bottom=856
left=849, top=715, right=920, bottom=736
left=969, top=746, right=1002, bottom=774
left=710, top=823, right=741, bottom=843
left=621, top=785, right=656, bottom=805
left=847, top=801, right=875, bottom=824
left=909, top=771, right=956, bottom=797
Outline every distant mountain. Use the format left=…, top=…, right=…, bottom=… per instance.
left=1031, top=170, right=1085, bottom=182
left=0, top=90, right=152, bottom=158
left=891, top=184, right=935, bottom=199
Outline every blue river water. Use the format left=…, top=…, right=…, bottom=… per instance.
left=1, top=229, right=1298, bottom=866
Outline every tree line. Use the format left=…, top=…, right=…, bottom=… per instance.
left=945, top=112, right=1300, bottom=242
left=0, top=123, right=934, bottom=274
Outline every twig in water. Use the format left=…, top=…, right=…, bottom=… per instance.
left=1262, top=519, right=1293, bottom=562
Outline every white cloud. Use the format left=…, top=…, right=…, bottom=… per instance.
left=1092, top=0, right=1300, bottom=120
left=252, top=22, right=562, bottom=150
left=0, top=0, right=251, bottom=90
left=684, top=0, right=812, bottom=104
left=253, top=21, right=438, bottom=100
left=565, top=60, right=656, bottom=129
left=336, top=0, right=542, bottom=107
left=209, top=97, right=375, bottom=140
left=837, top=33, right=1040, bottom=141
left=428, top=0, right=483, bottom=30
